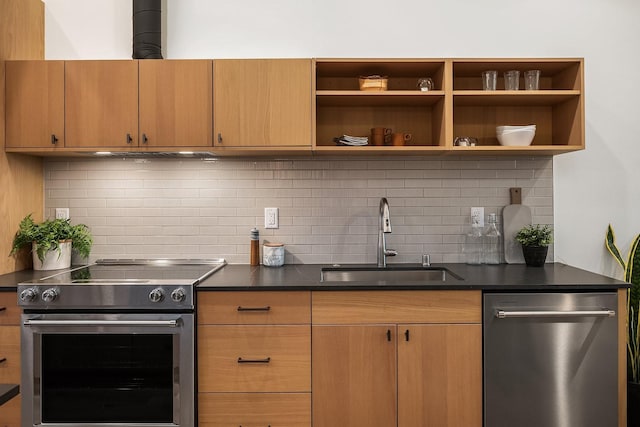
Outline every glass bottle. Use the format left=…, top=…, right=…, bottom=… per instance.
left=483, top=213, right=501, bottom=264
left=464, top=226, right=483, bottom=265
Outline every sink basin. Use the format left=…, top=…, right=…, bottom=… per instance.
left=320, top=266, right=463, bottom=283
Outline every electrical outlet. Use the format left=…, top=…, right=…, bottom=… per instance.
left=55, top=208, right=70, bottom=220
left=265, top=207, right=279, bottom=229
left=471, top=207, right=484, bottom=228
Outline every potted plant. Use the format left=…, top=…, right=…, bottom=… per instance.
left=515, top=224, right=553, bottom=266
left=9, top=214, right=93, bottom=270
left=605, top=225, right=640, bottom=424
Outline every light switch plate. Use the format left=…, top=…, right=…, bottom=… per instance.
left=55, top=208, right=70, bottom=220
left=471, top=207, right=484, bottom=228
left=265, top=207, right=279, bottom=229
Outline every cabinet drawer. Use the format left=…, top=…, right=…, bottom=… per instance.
left=0, top=327, right=20, bottom=383
left=198, top=392, right=311, bottom=427
left=198, top=325, right=310, bottom=392
left=0, top=396, right=21, bottom=427
left=312, top=290, right=482, bottom=324
left=197, top=291, right=310, bottom=325
left=0, top=293, right=19, bottom=325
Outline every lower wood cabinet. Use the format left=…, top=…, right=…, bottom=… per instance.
left=197, top=291, right=311, bottom=427
left=0, top=292, right=21, bottom=427
left=311, top=290, right=482, bottom=427
left=198, top=392, right=310, bottom=427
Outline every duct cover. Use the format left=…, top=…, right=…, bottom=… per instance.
left=133, top=0, right=163, bottom=59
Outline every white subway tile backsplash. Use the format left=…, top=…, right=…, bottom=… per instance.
left=44, top=156, right=553, bottom=264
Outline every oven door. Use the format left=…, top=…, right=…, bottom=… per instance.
left=21, top=312, right=194, bottom=427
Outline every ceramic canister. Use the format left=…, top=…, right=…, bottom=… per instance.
left=263, top=242, right=285, bottom=267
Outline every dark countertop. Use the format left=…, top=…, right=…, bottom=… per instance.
left=0, top=263, right=628, bottom=292
left=197, top=262, right=629, bottom=291
left=0, top=268, right=60, bottom=291
left=0, top=384, right=19, bottom=406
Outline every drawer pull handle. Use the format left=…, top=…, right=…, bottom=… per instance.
left=0, top=307, right=6, bottom=312
left=237, top=306, right=271, bottom=312
left=387, top=329, right=392, bottom=342
left=237, top=357, right=271, bottom=364
left=51, top=134, right=58, bottom=145
left=405, top=329, right=410, bottom=342
left=240, top=425, right=270, bottom=427
left=0, top=358, right=6, bottom=364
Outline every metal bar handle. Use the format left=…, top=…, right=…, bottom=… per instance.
left=23, top=319, right=178, bottom=327
left=0, top=358, right=6, bottom=364
left=496, top=309, right=616, bottom=319
left=0, top=307, right=6, bottom=312
left=237, top=357, right=271, bottom=364
left=237, top=306, right=271, bottom=312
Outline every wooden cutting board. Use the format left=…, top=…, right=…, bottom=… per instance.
left=502, top=187, right=532, bottom=264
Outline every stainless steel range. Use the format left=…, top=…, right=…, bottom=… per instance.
left=17, top=258, right=226, bottom=427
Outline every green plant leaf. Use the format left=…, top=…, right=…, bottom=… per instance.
left=605, top=224, right=626, bottom=270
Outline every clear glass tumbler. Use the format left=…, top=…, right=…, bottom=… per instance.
left=482, top=70, right=497, bottom=90
left=524, top=70, right=541, bottom=90
left=504, top=70, right=520, bottom=90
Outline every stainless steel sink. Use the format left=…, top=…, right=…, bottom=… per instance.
left=320, top=266, right=463, bottom=283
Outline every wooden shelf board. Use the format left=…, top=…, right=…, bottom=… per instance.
left=317, top=91, right=445, bottom=106
left=453, top=91, right=580, bottom=106
left=452, top=59, right=582, bottom=76
left=448, top=145, right=584, bottom=156
left=315, top=59, right=446, bottom=77
left=313, top=145, right=447, bottom=156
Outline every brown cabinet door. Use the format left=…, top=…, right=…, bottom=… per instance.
left=65, top=60, right=138, bottom=148
left=213, top=59, right=312, bottom=147
left=0, top=396, right=21, bottom=427
left=5, top=60, right=64, bottom=149
left=312, top=325, right=397, bottom=427
left=198, top=325, right=310, bottom=393
left=398, top=324, right=482, bottom=427
left=139, top=60, right=212, bottom=148
left=0, top=326, right=20, bottom=383
left=198, top=392, right=311, bottom=427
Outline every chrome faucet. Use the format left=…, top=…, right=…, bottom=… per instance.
left=377, top=197, right=398, bottom=267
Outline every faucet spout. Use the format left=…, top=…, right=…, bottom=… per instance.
left=377, top=198, right=397, bottom=267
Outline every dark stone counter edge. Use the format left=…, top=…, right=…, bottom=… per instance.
left=197, top=283, right=629, bottom=291
left=0, top=384, right=19, bottom=406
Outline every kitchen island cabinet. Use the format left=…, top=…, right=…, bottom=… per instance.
left=213, top=59, right=312, bottom=153
left=0, top=292, right=21, bottom=427
left=311, top=290, right=482, bottom=427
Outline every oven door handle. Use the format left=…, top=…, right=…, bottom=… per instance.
left=23, top=319, right=179, bottom=327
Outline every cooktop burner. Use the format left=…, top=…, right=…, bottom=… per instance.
left=18, top=258, right=226, bottom=311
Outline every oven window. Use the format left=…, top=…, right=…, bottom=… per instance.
left=41, top=334, right=174, bottom=423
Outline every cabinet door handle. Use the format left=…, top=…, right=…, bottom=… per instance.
left=240, top=425, right=271, bottom=427
left=126, top=133, right=133, bottom=144
left=50, top=134, right=58, bottom=145
left=217, top=133, right=223, bottom=144
left=0, top=358, right=6, bottom=364
left=387, top=329, right=392, bottom=342
left=237, top=357, right=271, bottom=364
left=405, top=329, right=410, bottom=342
left=142, top=133, right=148, bottom=144
left=237, top=306, right=271, bottom=312
left=0, top=307, right=6, bottom=312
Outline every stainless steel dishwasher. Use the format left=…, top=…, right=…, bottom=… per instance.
left=484, top=292, right=618, bottom=427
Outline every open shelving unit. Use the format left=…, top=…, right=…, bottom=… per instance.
left=313, top=58, right=584, bottom=156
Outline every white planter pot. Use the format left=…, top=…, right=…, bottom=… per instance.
left=32, top=241, right=72, bottom=271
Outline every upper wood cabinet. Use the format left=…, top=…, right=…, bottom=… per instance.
left=213, top=59, right=312, bottom=150
left=139, top=60, right=212, bottom=148
left=65, top=60, right=139, bottom=148
left=5, top=60, right=64, bottom=149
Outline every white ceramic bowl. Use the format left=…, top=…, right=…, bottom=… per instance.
left=496, top=124, right=536, bottom=134
left=496, top=126, right=536, bottom=146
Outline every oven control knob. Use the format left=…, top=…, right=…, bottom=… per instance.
left=42, top=288, right=58, bottom=303
left=171, top=288, right=186, bottom=302
left=149, top=288, right=165, bottom=303
left=20, top=288, right=38, bottom=302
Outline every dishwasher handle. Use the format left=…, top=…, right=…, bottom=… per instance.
left=23, top=319, right=179, bottom=327
left=495, top=309, right=616, bottom=319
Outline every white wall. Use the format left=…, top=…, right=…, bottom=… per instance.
left=43, top=0, right=640, bottom=276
